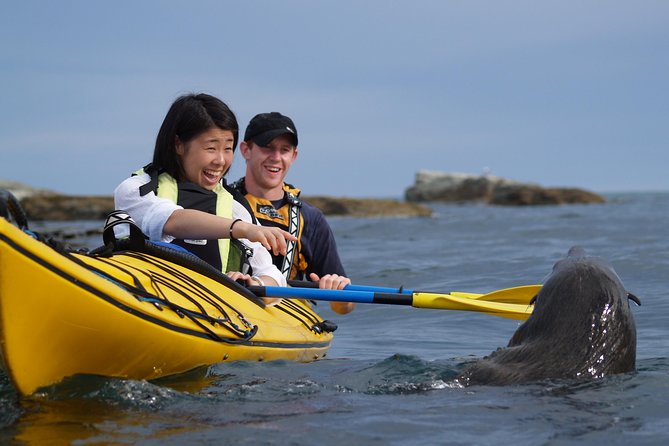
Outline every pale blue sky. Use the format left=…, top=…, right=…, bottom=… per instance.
left=1, top=1, right=667, bottom=198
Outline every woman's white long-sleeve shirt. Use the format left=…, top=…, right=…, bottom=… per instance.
left=114, top=173, right=286, bottom=286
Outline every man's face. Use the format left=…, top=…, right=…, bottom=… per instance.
left=242, top=134, right=298, bottom=193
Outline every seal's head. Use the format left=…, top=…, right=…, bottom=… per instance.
left=459, top=247, right=639, bottom=386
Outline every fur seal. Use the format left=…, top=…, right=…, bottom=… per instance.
left=458, top=247, right=640, bottom=386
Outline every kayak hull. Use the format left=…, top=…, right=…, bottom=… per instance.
left=0, top=218, right=333, bottom=396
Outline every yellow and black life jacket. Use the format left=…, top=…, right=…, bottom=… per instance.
left=231, top=178, right=307, bottom=280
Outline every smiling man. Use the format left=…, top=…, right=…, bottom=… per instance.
left=232, top=112, right=354, bottom=314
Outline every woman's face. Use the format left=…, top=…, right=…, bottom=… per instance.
left=176, top=127, right=235, bottom=190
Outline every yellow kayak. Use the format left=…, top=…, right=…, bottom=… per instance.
left=0, top=216, right=333, bottom=396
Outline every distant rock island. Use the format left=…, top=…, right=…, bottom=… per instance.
left=405, top=171, right=605, bottom=205
left=0, top=180, right=432, bottom=221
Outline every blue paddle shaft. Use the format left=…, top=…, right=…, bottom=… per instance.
left=248, top=285, right=413, bottom=306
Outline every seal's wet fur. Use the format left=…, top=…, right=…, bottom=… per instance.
left=458, top=247, right=639, bottom=386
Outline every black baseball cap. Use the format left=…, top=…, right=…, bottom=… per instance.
left=244, top=112, right=298, bottom=147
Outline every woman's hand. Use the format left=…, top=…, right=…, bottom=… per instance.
left=231, top=220, right=296, bottom=256
left=309, top=273, right=355, bottom=315
left=226, top=271, right=254, bottom=284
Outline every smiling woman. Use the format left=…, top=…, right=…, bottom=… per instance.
left=113, top=93, right=296, bottom=296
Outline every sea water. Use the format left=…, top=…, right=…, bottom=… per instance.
left=1, top=192, right=667, bottom=445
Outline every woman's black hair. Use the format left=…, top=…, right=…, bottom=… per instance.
left=152, top=93, right=239, bottom=179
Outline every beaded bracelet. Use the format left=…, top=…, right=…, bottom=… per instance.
left=229, top=218, right=242, bottom=239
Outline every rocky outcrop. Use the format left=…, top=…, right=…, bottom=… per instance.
left=405, top=171, right=605, bottom=205
left=20, top=194, right=116, bottom=221
left=302, top=196, right=432, bottom=217
left=1, top=181, right=432, bottom=220
left=490, top=184, right=605, bottom=206
left=0, top=180, right=57, bottom=201
left=405, top=171, right=518, bottom=202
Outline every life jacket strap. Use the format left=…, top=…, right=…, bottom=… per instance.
left=280, top=191, right=301, bottom=279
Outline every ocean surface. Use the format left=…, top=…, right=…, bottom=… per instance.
left=1, top=192, right=667, bottom=445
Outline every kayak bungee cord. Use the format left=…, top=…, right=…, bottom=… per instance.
left=90, top=252, right=258, bottom=340
left=17, top=227, right=258, bottom=341
left=110, top=252, right=336, bottom=336
left=275, top=299, right=337, bottom=334
left=129, top=252, right=337, bottom=334
left=120, top=252, right=232, bottom=314
left=107, top=241, right=336, bottom=335
left=123, top=251, right=256, bottom=330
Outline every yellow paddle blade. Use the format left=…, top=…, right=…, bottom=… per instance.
left=450, top=284, right=542, bottom=305
left=412, top=292, right=535, bottom=320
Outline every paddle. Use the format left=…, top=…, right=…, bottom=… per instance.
left=248, top=285, right=539, bottom=320
left=287, top=280, right=541, bottom=305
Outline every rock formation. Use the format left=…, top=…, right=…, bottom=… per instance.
left=20, top=194, right=116, bottom=221
left=303, top=196, right=432, bottom=217
left=405, top=171, right=605, bottom=205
